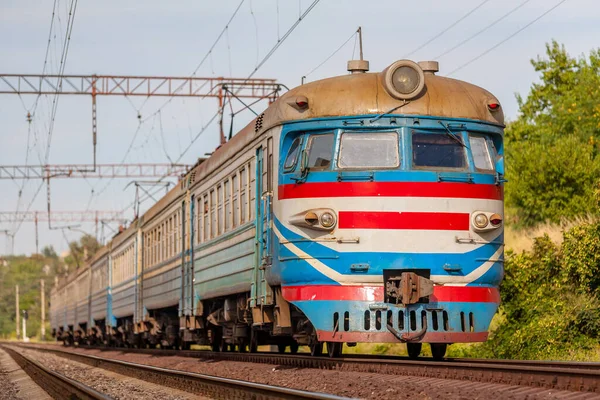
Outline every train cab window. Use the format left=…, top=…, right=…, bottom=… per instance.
left=338, top=132, right=399, bottom=168
left=284, top=137, right=302, bottom=171
left=412, top=132, right=467, bottom=169
left=307, top=134, right=334, bottom=169
left=469, top=135, right=494, bottom=172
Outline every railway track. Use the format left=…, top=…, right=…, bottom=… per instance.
left=0, top=345, right=110, bottom=400
left=8, top=344, right=350, bottom=400
left=19, top=343, right=600, bottom=394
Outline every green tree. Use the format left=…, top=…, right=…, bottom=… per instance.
left=63, top=234, right=101, bottom=270
left=506, top=136, right=600, bottom=225
left=42, top=245, right=58, bottom=259
left=505, top=41, right=600, bottom=226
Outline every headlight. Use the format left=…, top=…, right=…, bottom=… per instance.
left=473, top=213, right=489, bottom=229
left=392, top=66, right=420, bottom=94
left=320, top=212, right=336, bottom=228
left=381, top=60, right=426, bottom=100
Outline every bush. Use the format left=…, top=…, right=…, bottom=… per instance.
left=562, top=222, right=600, bottom=291
left=466, top=222, right=600, bottom=360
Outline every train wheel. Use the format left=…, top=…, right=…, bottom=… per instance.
left=326, top=342, right=342, bottom=358
left=179, top=341, right=190, bottom=351
left=277, top=344, right=287, bottom=354
left=218, top=339, right=228, bottom=352
left=237, top=339, right=248, bottom=353
left=289, top=342, right=299, bottom=355
left=249, top=329, right=258, bottom=353
left=430, top=344, right=447, bottom=361
left=407, top=343, right=422, bottom=359
left=309, top=341, right=322, bottom=356
left=210, top=328, right=222, bottom=352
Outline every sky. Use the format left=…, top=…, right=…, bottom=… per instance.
left=1, top=0, right=599, bottom=255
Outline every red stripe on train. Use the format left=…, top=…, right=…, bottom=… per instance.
left=338, top=211, right=470, bottom=230
left=278, top=182, right=503, bottom=200
left=282, top=285, right=500, bottom=303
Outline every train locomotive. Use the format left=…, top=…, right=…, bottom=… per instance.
left=50, top=58, right=505, bottom=360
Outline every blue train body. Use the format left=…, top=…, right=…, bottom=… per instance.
left=50, top=59, right=504, bottom=358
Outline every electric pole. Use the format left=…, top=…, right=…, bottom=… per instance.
left=15, top=285, right=19, bottom=338
left=22, top=309, right=28, bottom=342
left=41, top=279, right=46, bottom=341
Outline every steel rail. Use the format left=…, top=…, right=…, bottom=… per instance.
left=1, top=345, right=111, bottom=400
left=56, top=345, right=600, bottom=393
left=26, top=345, right=350, bottom=400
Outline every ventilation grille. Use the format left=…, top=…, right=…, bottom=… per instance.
left=255, top=113, right=265, bottom=133
left=189, top=171, right=197, bottom=186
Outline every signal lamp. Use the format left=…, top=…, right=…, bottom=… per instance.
left=488, top=102, right=500, bottom=111
left=304, top=211, right=319, bottom=225
left=490, top=214, right=503, bottom=226
left=296, top=96, right=309, bottom=109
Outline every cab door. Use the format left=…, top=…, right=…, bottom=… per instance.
left=181, top=195, right=194, bottom=318
left=251, top=141, right=274, bottom=310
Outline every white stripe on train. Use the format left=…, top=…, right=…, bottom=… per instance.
left=272, top=224, right=503, bottom=287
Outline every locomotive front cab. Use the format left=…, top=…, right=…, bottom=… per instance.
left=272, top=59, right=505, bottom=359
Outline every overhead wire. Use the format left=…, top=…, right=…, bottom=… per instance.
left=249, top=0, right=260, bottom=67
left=303, top=29, right=357, bottom=79
left=158, top=111, right=174, bottom=164
left=446, top=0, right=569, bottom=76
left=244, top=0, right=321, bottom=81
left=125, top=0, right=322, bottom=217
left=10, top=0, right=64, bottom=238
left=137, top=0, right=246, bottom=116
left=433, top=0, right=533, bottom=60
left=402, top=0, right=492, bottom=59
left=225, top=27, right=233, bottom=76
left=44, top=0, right=79, bottom=164
left=275, top=0, right=281, bottom=40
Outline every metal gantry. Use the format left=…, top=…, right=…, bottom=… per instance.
left=0, top=74, right=281, bottom=145
left=0, top=74, right=281, bottom=252
left=0, top=163, right=192, bottom=180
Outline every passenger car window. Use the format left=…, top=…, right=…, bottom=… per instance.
left=412, top=132, right=467, bottom=169
left=339, top=132, right=399, bottom=168
left=307, top=134, right=334, bottom=169
left=284, top=137, right=302, bottom=171
left=469, top=135, right=494, bottom=172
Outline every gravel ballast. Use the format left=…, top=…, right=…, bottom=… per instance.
left=0, top=350, right=19, bottom=400
left=33, top=345, right=588, bottom=400
left=18, top=347, right=205, bottom=400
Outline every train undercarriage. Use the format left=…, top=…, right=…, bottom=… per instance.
left=53, top=286, right=448, bottom=359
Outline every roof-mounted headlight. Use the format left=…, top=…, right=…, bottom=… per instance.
left=382, top=60, right=425, bottom=100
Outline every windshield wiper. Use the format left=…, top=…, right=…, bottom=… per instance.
left=370, top=100, right=410, bottom=123
left=438, top=121, right=467, bottom=147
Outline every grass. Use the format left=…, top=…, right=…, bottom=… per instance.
left=505, top=214, right=598, bottom=253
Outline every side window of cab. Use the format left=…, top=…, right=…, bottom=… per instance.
left=283, top=136, right=302, bottom=172
left=282, top=132, right=335, bottom=173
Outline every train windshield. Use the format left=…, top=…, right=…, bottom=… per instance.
left=412, top=132, right=467, bottom=169
left=338, top=132, right=399, bottom=168
left=307, top=134, right=334, bottom=169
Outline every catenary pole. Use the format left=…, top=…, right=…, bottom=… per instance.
left=15, top=285, right=19, bottom=338
left=41, top=279, right=46, bottom=341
